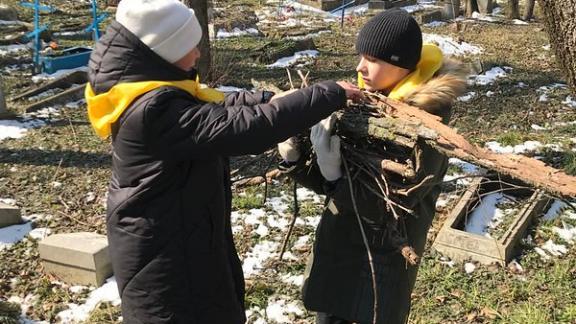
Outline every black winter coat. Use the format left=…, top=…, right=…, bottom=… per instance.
left=88, top=21, right=346, bottom=324
left=283, top=62, right=466, bottom=324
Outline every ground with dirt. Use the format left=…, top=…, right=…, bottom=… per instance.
left=0, top=0, right=575, bottom=323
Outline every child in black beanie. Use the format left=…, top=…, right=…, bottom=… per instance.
left=278, top=9, right=466, bottom=324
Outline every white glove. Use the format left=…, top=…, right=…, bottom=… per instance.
left=310, top=114, right=342, bottom=181
left=277, top=137, right=300, bottom=162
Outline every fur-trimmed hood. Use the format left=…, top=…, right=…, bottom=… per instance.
left=402, top=58, right=467, bottom=121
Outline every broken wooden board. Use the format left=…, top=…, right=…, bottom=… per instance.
left=24, top=84, right=85, bottom=113
left=432, top=176, right=551, bottom=265
left=14, top=70, right=87, bottom=101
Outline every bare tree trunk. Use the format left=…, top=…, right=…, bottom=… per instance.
left=523, top=0, right=535, bottom=20
left=181, top=0, right=211, bottom=79
left=465, top=0, right=478, bottom=17
left=538, top=0, right=576, bottom=95
left=508, top=0, right=520, bottom=19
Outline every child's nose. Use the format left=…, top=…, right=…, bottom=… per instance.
left=356, top=59, right=366, bottom=73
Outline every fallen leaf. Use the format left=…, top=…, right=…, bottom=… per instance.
left=480, top=307, right=499, bottom=319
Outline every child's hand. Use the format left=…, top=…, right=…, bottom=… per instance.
left=336, top=81, right=365, bottom=103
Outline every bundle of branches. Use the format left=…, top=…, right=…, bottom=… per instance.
left=334, top=96, right=432, bottom=266
left=334, top=91, right=576, bottom=265
left=338, top=92, right=576, bottom=199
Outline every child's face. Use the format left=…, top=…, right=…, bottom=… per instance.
left=174, top=47, right=201, bottom=71
left=356, top=55, right=411, bottom=92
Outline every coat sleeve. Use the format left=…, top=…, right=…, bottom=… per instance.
left=223, top=90, right=272, bottom=107
left=144, top=81, right=346, bottom=160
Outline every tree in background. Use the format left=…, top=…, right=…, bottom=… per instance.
left=523, top=0, right=535, bottom=20
left=465, top=0, right=478, bottom=17
left=538, top=0, right=576, bottom=95
left=507, top=0, right=520, bottom=19
left=182, top=0, right=211, bottom=79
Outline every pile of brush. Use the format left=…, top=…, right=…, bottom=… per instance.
left=334, top=92, right=437, bottom=265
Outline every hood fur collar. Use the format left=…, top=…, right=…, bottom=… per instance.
left=401, top=58, right=467, bottom=118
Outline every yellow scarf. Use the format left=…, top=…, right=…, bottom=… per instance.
left=358, top=44, right=444, bottom=101
left=86, top=76, right=224, bottom=139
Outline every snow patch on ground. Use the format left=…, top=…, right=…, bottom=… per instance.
left=330, top=3, right=369, bottom=17
left=512, top=19, right=529, bottom=25
left=402, top=1, right=441, bottom=13
left=443, top=158, right=483, bottom=186
left=216, top=27, right=260, bottom=39
left=0, top=118, right=46, bottom=141
left=57, top=277, right=121, bottom=323
left=464, top=262, right=476, bottom=274
left=0, top=222, right=33, bottom=251
left=470, top=11, right=499, bottom=22
left=458, top=91, right=476, bottom=102
left=424, top=21, right=447, bottom=28
left=267, top=50, right=319, bottom=68
left=423, top=33, right=483, bottom=56
left=542, top=200, right=567, bottom=221
left=28, top=227, right=51, bottom=240
left=562, top=96, right=576, bottom=108
left=0, top=44, right=29, bottom=57
left=468, top=67, right=509, bottom=86
left=266, top=299, right=305, bottom=323
left=242, top=240, right=279, bottom=277
left=465, top=193, right=518, bottom=237
left=31, top=66, right=88, bottom=84
left=484, top=140, right=543, bottom=154
left=281, top=273, right=304, bottom=286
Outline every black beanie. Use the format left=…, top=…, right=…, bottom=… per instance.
left=356, top=9, right=422, bottom=70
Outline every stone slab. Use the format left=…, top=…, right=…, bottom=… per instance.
left=42, top=260, right=112, bottom=287
left=415, top=9, right=444, bottom=24
left=39, top=232, right=112, bottom=286
left=0, top=202, right=22, bottom=228
left=368, top=0, right=417, bottom=10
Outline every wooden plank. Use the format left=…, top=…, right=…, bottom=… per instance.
left=14, top=70, right=87, bottom=101
left=24, top=84, right=85, bottom=113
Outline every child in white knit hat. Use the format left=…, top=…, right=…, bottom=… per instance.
left=86, top=0, right=362, bottom=323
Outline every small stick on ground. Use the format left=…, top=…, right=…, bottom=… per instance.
left=286, top=68, right=295, bottom=89
left=278, top=180, right=299, bottom=261
left=297, top=69, right=309, bottom=88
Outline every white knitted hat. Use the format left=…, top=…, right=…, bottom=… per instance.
left=116, top=0, right=202, bottom=63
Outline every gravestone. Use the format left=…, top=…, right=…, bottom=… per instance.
left=0, top=4, right=18, bottom=21
left=39, top=232, right=112, bottom=287
left=0, top=202, right=22, bottom=228
left=477, top=0, right=493, bottom=14
left=432, top=176, right=550, bottom=265
left=415, top=9, right=444, bottom=24
left=441, top=0, right=460, bottom=19
left=368, top=0, right=417, bottom=9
